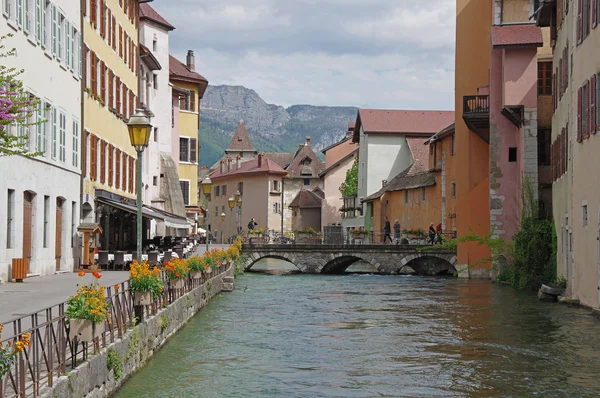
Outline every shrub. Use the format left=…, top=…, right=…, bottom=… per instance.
left=67, top=272, right=108, bottom=323
left=164, top=258, right=189, bottom=280
left=129, top=260, right=164, bottom=299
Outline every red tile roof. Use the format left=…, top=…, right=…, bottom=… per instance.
left=210, top=155, right=287, bottom=180
left=355, top=109, right=455, bottom=137
left=264, top=152, right=294, bottom=169
left=286, top=144, right=325, bottom=178
left=169, top=55, right=208, bottom=84
left=491, top=25, right=543, bottom=48
left=406, top=138, right=429, bottom=174
left=227, top=121, right=256, bottom=152
left=140, top=4, right=175, bottom=31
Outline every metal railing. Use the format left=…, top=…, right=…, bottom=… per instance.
left=0, top=263, right=231, bottom=398
left=463, top=95, right=490, bottom=114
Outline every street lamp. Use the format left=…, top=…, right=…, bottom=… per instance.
left=281, top=174, right=290, bottom=237
left=220, top=212, right=226, bottom=244
left=201, top=176, right=212, bottom=252
left=126, top=109, right=152, bottom=261
left=228, top=196, right=235, bottom=244
left=237, top=197, right=242, bottom=234
left=235, top=190, right=241, bottom=234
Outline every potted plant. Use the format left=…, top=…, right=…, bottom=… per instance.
left=66, top=272, right=108, bottom=342
left=0, top=324, right=31, bottom=387
left=164, top=258, right=189, bottom=290
left=296, top=227, right=321, bottom=243
left=129, top=260, right=164, bottom=305
left=203, top=251, right=215, bottom=276
left=187, top=256, right=206, bottom=279
left=352, top=228, right=369, bottom=240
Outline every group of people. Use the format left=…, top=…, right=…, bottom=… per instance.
left=382, top=217, right=443, bottom=245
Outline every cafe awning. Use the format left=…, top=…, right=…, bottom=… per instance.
left=96, top=197, right=166, bottom=220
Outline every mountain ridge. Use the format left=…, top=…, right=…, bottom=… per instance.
left=199, top=85, right=358, bottom=167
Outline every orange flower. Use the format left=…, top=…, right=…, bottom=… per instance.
left=114, top=284, right=120, bottom=290
left=78, top=271, right=85, bottom=277
left=175, top=272, right=181, bottom=277
left=92, top=272, right=102, bottom=279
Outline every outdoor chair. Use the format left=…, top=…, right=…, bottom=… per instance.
left=174, top=247, right=184, bottom=260
left=114, top=252, right=125, bottom=271
left=98, top=251, right=109, bottom=270
left=163, top=251, right=173, bottom=264
left=148, top=251, right=159, bottom=267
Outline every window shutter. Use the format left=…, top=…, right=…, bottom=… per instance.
left=129, top=90, right=134, bottom=119
left=586, top=80, right=591, bottom=138
left=91, top=0, right=97, bottom=29
left=190, top=138, right=197, bottom=163
left=559, top=131, right=564, bottom=175
left=100, top=0, right=105, bottom=38
left=108, top=69, right=113, bottom=109
left=116, top=77, right=121, bottom=115
left=91, top=52, right=97, bottom=96
left=593, top=0, right=598, bottom=28
left=119, top=25, right=123, bottom=58
left=100, top=140, right=106, bottom=184
left=123, top=154, right=128, bottom=191
left=115, top=149, right=121, bottom=189
left=577, top=87, right=583, bottom=142
left=565, top=125, right=569, bottom=172
left=83, top=0, right=87, bottom=17
left=108, top=144, right=113, bottom=187
left=129, top=157, right=134, bottom=193
left=82, top=131, right=88, bottom=177
left=591, top=75, right=597, bottom=135
left=190, top=92, right=196, bottom=112
left=100, top=61, right=106, bottom=104
left=577, top=0, right=583, bottom=44
left=112, top=16, right=116, bottom=51
left=123, top=86, right=128, bottom=120
left=90, top=135, right=97, bottom=181
left=132, top=159, right=136, bottom=194
left=552, top=72, right=556, bottom=110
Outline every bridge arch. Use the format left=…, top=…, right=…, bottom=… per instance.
left=404, top=254, right=457, bottom=276
left=320, top=255, right=379, bottom=274
left=243, top=252, right=304, bottom=272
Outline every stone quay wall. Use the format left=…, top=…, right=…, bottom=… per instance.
left=40, top=267, right=234, bottom=398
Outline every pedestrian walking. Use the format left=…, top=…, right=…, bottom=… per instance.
left=383, top=216, right=393, bottom=244
left=435, top=223, right=443, bottom=245
left=428, top=222, right=436, bottom=245
left=248, top=218, right=258, bottom=231
left=393, top=219, right=401, bottom=243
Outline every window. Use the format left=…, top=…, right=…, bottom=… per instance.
left=179, top=137, right=189, bottom=162
left=152, top=38, right=157, bottom=51
left=35, top=0, right=41, bottom=42
left=77, top=31, right=82, bottom=77
left=272, top=180, right=280, bottom=192
left=42, top=0, right=48, bottom=48
left=36, top=101, right=45, bottom=153
left=450, top=135, right=455, bottom=156
left=237, top=181, right=244, bottom=195
left=59, top=112, right=66, bottom=162
left=273, top=203, right=281, bottom=214
left=16, top=0, right=22, bottom=27
left=214, top=206, right=218, bottom=217
left=3, top=0, right=9, bottom=18
left=303, top=178, right=310, bottom=186
left=51, top=106, right=57, bottom=159
left=538, top=129, right=551, bottom=165
left=51, top=4, right=57, bottom=55
left=404, top=190, right=409, bottom=204
left=214, top=185, right=220, bottom=197
left=153, top=127, right=158, bottom=142
left=180, top=180, right=190, bottom=205
left=582, top=82, right=589, bottom=138
left=43, top=195, right=49, bottom=247
left=72, top=119, right=79, bottom=167
left=153, top=73, right=157, bottom=90
left=6, top=189, right=14, bottom=249
left=56, top=12, right=63, bottom=61
left=66, top=21, right=72, bottom=69
left=222, top=184, right=227, bottom=196
left=508, top=147, right=517, bottom=162
left=451, top=181, right=456, bottom=198
left=538, top=61, right=552, bottom=95
left=421, top=187, right=426, bottom=202
left=71, top=201, right=76, bottom=248
left=582, top=203, right=588, bottom=227
left=152, top=176, right=157, bottom=186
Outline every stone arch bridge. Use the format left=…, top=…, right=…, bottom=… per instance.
left=241, top=244, right=457, bottom=275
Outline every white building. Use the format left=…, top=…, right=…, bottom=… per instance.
left=0, top=0, right=82, bottom=281
left=139, top=4, right=188, bottom=237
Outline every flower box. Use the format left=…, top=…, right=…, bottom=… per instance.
left=70, top=318, right=103, bottom=342
left=172, top=278, right=185, bottom=290
left=134, top=291, right=152, bottom=306
left=205, top=267, right=212, bottom=275
left=191, top=270, right=203, bottom=279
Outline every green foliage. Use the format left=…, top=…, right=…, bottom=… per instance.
left=402, top=228, right=426, bottom=238
left=0, top=34, right=43, bottom=158
left=206, top=279, right=212, bottom=293
left=106, top=348, right=122, bottom=380
left=234, top=254, right=247, bottom=277
left=160, top=315, right=169, bottom=329
left=555, top=274, right=567, bottom=288
left=339, top=157, right=358, bottom=197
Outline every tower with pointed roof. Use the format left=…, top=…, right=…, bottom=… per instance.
left=225, top=120, right=258, bottom=160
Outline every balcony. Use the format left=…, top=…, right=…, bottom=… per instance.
left=463, top=95, right=490, bottom=143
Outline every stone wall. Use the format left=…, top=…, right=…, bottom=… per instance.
left=40, top=267, right=234, bottom=398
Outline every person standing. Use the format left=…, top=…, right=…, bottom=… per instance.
left=435, top=222, right=443, bottom=244
left=383, top=216, right=393, bottom=244
left=393, top=219, right=401, bottom=243
left=248, top=218, right=258, bottom=231
left=428, top=222, right=436, bottom=245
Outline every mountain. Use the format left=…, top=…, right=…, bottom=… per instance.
left=199, top=85, right=358, bottom=167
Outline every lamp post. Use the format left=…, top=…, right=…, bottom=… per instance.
left=220, top=212, right=226, bottom=244
left=126, top=109, right=152, bottom=261
left=234, top=190, right=241, bottom=235
left=281, top=174, right=289, bottom=237
left=201, top=177, right=212, bottom=252
left=237, top=197, right=243, bottom=235
left=228, top=196, right=235, bottom=244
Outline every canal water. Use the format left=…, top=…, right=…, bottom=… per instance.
left=117, top=259, right=600, bottom=397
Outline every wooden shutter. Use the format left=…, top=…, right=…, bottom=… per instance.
left=90, top=135, right=97, bottom=181
left=190, top=138, right=197, bottom=163
left=91, top=52, right=97, bottom=96
left=129, top=157, right=134, bottom=193
left=577, top=87, right=583, bottom=142
left=122, top=153, right=128, bottom=190
left=100, top=0, right=105, bottom=38
left=100, top=61, right=106, bottom=104
left=585, top=81, right=591, bottom=139
left=112, top=16, right=116, bottom=51
left=134, top=2, right=138, bottom=28
left=82, top=130, right=88, bottom=177
left=565, top=125, right=569, bottom=172
left=577, top=0, right=583, bottom=44
left=91, top=0, right=97, bottom=29
left=129, top=90, right=134, bottom=119
left=83, top=0, right=87, bottom=17
left=100, top=140, right=106, bottom=184
left=119, top=26, right=123, bottom=58
left=107, top=9, right=111, bottom=46
left=123, top=86, right=128, bottom=120
left=190, top=92, right=196, bottom=112
left=108, top=144, right=114, bottom=187
left=593, top=0, right=598, bottom=28
left=116, top=77, right=121, bottom=115
left=129, top=0, right=134, bottom=23
left=108, top=69, right=114, bottom=110
left=83, top=46, right=88, bottom=88
left=591, top=74, right=597, bottom=135
left=115, top=149, right=121, bottom=189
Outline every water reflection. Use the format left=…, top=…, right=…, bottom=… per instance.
left=117, top=260, right=600, bottom=398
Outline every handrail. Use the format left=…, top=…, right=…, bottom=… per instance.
left=463, top=95, right=490, bottom=114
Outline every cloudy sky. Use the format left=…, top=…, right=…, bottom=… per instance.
left=153, top=0, right=456, bottom=110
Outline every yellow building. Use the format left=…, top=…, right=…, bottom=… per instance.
left=81, top=0, right=150, bottom=251
left=169, top=51, right=208, bottom=218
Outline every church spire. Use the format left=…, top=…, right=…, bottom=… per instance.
left=226, top=120, right=256, bottom=153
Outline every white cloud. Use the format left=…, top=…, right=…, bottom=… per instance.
left=154, top=0, right=455, bottom=109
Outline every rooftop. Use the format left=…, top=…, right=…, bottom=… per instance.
left=491, top=24, right=543, bottom=49
left=226, top=121, right=256, bottom=152
left=354, top=109, right=455, bottom=141
left=289, top=189, right=323, bottom=209
left=210, top=155, right=287, bottom=180
left=140, top=4, right=175, bottom=31
left=169, top=55, right=208, bottom=84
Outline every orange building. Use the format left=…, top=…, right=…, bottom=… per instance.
left=454, top=0, right=493, bottom=278
left=427, top=124, right=457, bottom=234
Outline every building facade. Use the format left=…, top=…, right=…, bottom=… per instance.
left=0, top=0, right=82, bottom=280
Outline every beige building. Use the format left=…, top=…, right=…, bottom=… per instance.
left=320, top=123, right=359, bottom=230
left=538, top=0, right=600, bottom=308
left=208, top=154, right=287, bottom=242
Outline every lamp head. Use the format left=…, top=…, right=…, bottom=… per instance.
left=201, top=176, right=212, bottom=195
left=237, top=198, right=242, bottom=208
left=220, top=212, right=226, bottom=221
left=228, top=196, right=235, bottom=209
left=234, top=190, right=241, bottom=201
left=127, top=109, right=152, bottom=151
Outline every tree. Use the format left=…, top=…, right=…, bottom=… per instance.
left=339, top=157, right=358, bottom=197
left=0, top=34, right=41, bottom=157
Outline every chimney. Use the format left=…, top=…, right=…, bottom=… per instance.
left=227, top=157, right=232, bottom=172
left=258, top=153, right=264, bottom=168
left=220, top=159, right=224, bottom=174
left=305, top=136, right=311, bottom=147
left=236, top=155, right=241, bottom=169
left=186, top=50, right=195, bottom=72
